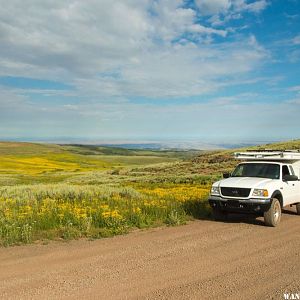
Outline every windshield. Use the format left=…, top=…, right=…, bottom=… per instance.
left=231, top=163, right=280, bottom=179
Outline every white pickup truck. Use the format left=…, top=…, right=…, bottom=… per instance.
left=208, top=150, right=300, bottom=226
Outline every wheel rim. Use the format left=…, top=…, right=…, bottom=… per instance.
left=273, top=202, right=281, bottom=223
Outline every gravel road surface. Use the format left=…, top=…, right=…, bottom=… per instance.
left=1, top=208, right=299, bottom=300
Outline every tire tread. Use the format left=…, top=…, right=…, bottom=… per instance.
left=264, top=198, right=281, bottom=227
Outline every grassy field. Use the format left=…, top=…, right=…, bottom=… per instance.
left=0, top=142, right=210, bottom=245
left=0, top=183, right=210, bottom=245
left=1, top=139, right=299, bottom=246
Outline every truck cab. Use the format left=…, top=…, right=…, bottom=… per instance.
left=208, top=151, right=300, bottom=226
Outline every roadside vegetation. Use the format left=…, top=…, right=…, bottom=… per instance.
left=0, top=184, right=210, bottom=246
left=0, top=139, right=299, bottom=246
left=0, top=142, right=211, bottom=246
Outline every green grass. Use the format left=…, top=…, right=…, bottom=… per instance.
left=0, top=142, right=111, bottom=176
left=0, top=183, right=210, bottom=246
left=0, top=142, right=190, bottom=178
left=86, top=154, right=178, bottom=166
left=0, top=139, right=299, bottom=246
left=0, top=141, right=63, bottom=155
left=62, top=144, right=201, bottom=158
left=0, top=142, right=203, bottom=186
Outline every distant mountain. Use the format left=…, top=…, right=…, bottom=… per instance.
left=98, top=141, right=263, bottom=150
left=0, top=137, right=275, bottom=150
left=99, top=143, right=163, bottom=150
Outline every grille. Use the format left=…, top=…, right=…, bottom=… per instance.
left=221, top=187, right=251, bottom=198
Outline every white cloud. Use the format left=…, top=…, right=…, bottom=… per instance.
left=0, top=0, right=268, bottom=99
left=1, top=86, right=299, bottom=141
left=196, top=0, right=268, bottom=16
left=71, top=37, right=267, bottom=98
left=287, top=98, right=300, bottom=104
left=233, top=0, right=268, bottom=14
left=195, top=0, right=231, bottom=16
left=289, top=50, right=300, bottom=63
left=196, top=0, right=268, bottom=28
left=288, top=85, right=300, bottom=92
left=189, top=24, right=227, bottom=37
left=0, top=1, right=298, bottom=142
left=292, top=34, right=300, bottom=45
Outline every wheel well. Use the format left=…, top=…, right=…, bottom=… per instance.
left=271, top=191, right=283, bottom=207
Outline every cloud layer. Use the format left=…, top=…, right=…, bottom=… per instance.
left=1, top=0, right=299, bottom=142
left=0, top=0, right=268, bottom=98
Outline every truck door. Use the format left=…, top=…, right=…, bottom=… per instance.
left=289, top=165, right=300, bottom=204
left=281, top=165, right=298, bottom=206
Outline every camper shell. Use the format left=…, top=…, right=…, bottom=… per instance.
left=234, top=150, right=300, bottom=177
left=208, top=150, right=300, bottom=227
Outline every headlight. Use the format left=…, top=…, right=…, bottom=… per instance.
left=252, top=189, right=269, bottom=197
left=210, top=186, right=220, bottom=195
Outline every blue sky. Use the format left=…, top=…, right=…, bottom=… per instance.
left=0, top=0, right=299, bottom=143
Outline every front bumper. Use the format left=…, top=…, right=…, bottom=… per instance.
left=208, top=195, right=272, bottom=214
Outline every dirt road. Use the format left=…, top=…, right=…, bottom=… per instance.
left=1, top=209, right=299, bottom=300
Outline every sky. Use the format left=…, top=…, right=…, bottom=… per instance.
left=0, top=0, right=300, bottom=143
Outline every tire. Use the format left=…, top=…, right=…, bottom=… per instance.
left=264, top=198, right=281, bottom=227
left=212, top=208, right=228, bottom=221
left=296, top=203, right=300, bottom=215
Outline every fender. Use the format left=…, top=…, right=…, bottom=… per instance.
left=271, top=190, right=283, bottom=207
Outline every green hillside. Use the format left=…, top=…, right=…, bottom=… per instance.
left=1, top=139, right=299, bottom=246
left=1, top=140, right=299, bottom=186
left=0, top=141, right=194, bottom=185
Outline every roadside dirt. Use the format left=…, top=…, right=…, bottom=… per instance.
left=1, top=208, right=299, bottom=300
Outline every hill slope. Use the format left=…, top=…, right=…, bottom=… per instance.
left=0, top=139, right=299, bottom=246
left=0, top=139, right=299, bottom=186
left=0, top=141, right=191, bottom=184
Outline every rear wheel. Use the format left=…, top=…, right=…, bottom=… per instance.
left=264, top=198, right=281, bottom=227
left=296, top=203, right=300, bottom=215
left=212, top=208, right=228, bottom=221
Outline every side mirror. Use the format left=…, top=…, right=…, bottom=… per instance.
left=283, top=175, right=299, bottom=181
left=223, top=172, right=230, bottom=178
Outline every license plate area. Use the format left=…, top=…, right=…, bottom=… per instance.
left=227, top=200, right=240, bottom=208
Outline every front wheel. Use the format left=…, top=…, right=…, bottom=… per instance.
left=296, top=203, right=300, bottom=215
left=264, top=198, right=281, bottom=227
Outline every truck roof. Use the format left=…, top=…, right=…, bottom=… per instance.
left=234, top=150, right=300, bottom=162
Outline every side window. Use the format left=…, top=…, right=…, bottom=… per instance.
left=289, top=166, right=295, bottom=175
left=282, top=165, right=290, bottom=177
